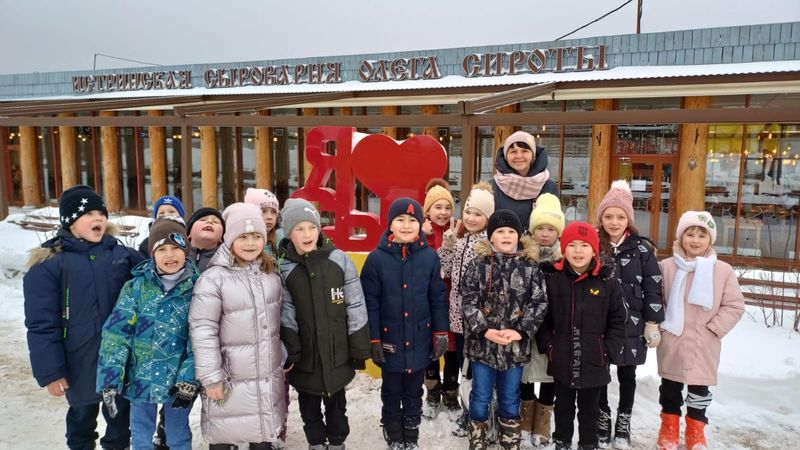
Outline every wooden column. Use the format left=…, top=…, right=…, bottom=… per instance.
left=381, top=106, right=399, bottom=138
left=100, top=111, right=121, bottom=212
left=493, top=104, right=517, bottom=162
left=148, top=110, right=167, bottom=201
left=180, top=124, right=194, bottom=215
left=587, top=99, right=614, bottom=224
left=302, top=108, right=318, bottom=185
left=19, top=126, right=42, bottom=206
left=675, top=96, right=711, bottom=220
left=58, top=113, right=78, bottom=189
left=200, top=113, right=218, bottom=208
left=422, top=105, right=438, bottom=137
left=255, top=110, right=273, bottom=190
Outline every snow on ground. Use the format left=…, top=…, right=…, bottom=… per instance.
left=0, top=213, right=799, bottom=449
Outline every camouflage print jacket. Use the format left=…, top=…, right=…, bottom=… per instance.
left=461, top=237, right=548, bottom=371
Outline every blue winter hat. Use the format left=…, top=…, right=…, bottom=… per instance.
left=152, top=195, right=185, bottom=219
left=386, top=197, right=424, bottom=229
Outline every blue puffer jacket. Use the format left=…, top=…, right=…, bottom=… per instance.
left=96, top=259, right=199, bottom=403
left=490, top=146, right=560, bottom=229
left=361, top=231, right=449, bottom=374
left=23, top=228, right=144, bottom=406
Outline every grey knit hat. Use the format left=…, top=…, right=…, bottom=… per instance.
left=280, top=198, right=321, bottom=233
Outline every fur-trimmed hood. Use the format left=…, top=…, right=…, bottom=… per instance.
left=539, top=252, right=617, bottom=281
left=26, top=223, right=123, bottom=268
left=473, top=234, right=540, bottom=261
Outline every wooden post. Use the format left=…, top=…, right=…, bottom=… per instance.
left=180, top=124, right=193, bottom=216
left=200, top=113, right=218, bottom=208
left=148, top=110, right=167, bottom=202
left=422, top=105, right=438, bottom=138
left=58, top=113, right=79, bottom=189
left=587, top=99, right=614, bottom=224
left=302, top=108, right=318, bottom=185
left=255, top=110, right=273, bottom=189
left=381, top=106, right=399, bottom=138
left=0, top=132, right=7, bottom=219
left=675, top=96, right=711, bottom=220
left=100, top=111, right=121, bottom=212
left=19, top=126, right=42, bottom=206
left=493, top=104, right=517, bottom=163
left=220, top=127, right=235, bottom=205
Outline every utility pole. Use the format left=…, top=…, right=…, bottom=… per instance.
left=637, top=0, right=643, bottom=34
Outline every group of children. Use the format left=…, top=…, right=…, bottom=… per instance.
left=23, top=177, right=745, bottom=450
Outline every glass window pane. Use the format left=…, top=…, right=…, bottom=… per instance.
left=561, top=125, right=592, bottom=223
left=705, top=124, right=743, bottom=256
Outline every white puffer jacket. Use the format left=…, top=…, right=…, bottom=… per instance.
left=189, top=245, right=286, bottom=445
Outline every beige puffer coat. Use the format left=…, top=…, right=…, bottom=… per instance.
left=521, top=238, right=561, bottom=384
left=189, top=245, right=286, bottom=445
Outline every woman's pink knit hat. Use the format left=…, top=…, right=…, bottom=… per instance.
left=596, top=180, right=635, bottom=225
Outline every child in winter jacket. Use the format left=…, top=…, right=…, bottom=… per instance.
left=278, top=198, right=371, bottom=450
left=420, top=178, right=457, bottom=415
left=460, top=209, right=548, bottom=450
left=595, top=180, right=664, bottom=448
left=96, top=216, right=200, bottom=450
left=656, top=211, right=744, bottom=450
left=186, top=207, right=225, bottom=273
left=23, top=184, right=144, bottom=450
left=361, top=197, right=449, bottom=450
left=189, top=203, right=287, bottom=450
left=537, top=222, right=627, bottom=450
left=519, top=193, right=564, bottom=446
left=244, top=187, right=284, bottom=258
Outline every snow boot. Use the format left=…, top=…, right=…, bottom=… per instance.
left=423, top=379, right=441, bottom=418
left=553, top=440, right=572, bottom=450
left=685, top=416, right=708, bottom=450
left=531, top=400, right=553, bottom=446
left=519, top=400, right=535, bottom=434
left=468, top=420, right=488, bottom=450
left=597, top=409, right=612, bottom=448
left=403, top=427, right=419, bottom=450
left=307, top=445, right=326, bottom=450
left=656, top=413, right=680, bottom=450
left=442, top=389, right=461, bottom=411
left=612, top=411, right=631, bottom=449
left=327, top=445, right=345, bottom=450
left=498, top=417, right=521, bottom=450
left=383, top=421, right=404, bottom=450
left=208, top=445, right=237, bottom=450
left=452, top=410, right=469, bottom=437
left=248, top=443, right=273, bottom=450
left=578, top=444, right=600, bottom=450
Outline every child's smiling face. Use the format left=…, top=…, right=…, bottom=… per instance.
left=289, top=221, right=319, bottom=255
left=564, top=239, right=593, bottom=273
left=681, top=226, right=711, bottom=258
left=390, top=214, right=420, bottom=243
left=69, top=210, right=107, bottom=243
left=463, top=208, right=487, bottom=233
left=428, top=200, right=453, bottom=227
left=490, top=226, right=519, bottom=254
left=231, top=232, right=265, bottom=264
left=153, top=243, right=186, bottom=274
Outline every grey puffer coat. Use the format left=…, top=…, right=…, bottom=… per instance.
left=189, top=245, right=286, bottom=445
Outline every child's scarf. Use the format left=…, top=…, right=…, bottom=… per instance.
left=661, top=252, right=716, bottom=336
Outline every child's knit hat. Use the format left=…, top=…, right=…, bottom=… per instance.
left=503, top=131, right=536, bottom=157
left=221, top=203, right=267, bottom=248
left=152, top=195, right=185, bottom=219
left=59, top=184, right=107, bottom=227
left=244, top=188, right=280, bottom=213
left=280, top=198, right=321, bottom=233
left=487, top=209, right=523, bottom=238
left=387, top=197, right=424, bottom=228
left=186, top=207, right=225, bottom=235
left=596, top=180, right=635, bottom=225
left=463, top=182, right=495, bottom=219
left=530, top=193, right=565, bottom=236
left=560, top=221, right=600, bottom=257
left=422, top=179, right=454, bottom=217
left=676, top=211, right=717, bottom=245
left=149, top=216, right=189, bottom=256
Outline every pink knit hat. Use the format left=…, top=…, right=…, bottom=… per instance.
left=596, top=180, right=635, bottom=225
left=503, top=131, right=536, bottom=157
left=244, top=188, right=280, bottom=213
left=221, top=202, right=268, bottom=248
left=676, top=211, right=717, bottom=245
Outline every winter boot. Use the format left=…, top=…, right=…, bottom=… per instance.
left=452, top=410, right=469, bottom=437
left=612, top=411, right=631, bottom=449
left=307, top=445, right=326, bottom=450
left=519, top=400, right=535, bottom=434
left=685, top=417, right=708, bottom=450
left=208, top=445, right=237, bottom=450
left=248, top=443, right=273, bottom=450
left=423, top=379, right=441, bottom=418
left=442, top=389, right=461, bottom=411
left=498, top=417, right=522, bottom=450
left=656, top=413, right=680, bottom=450
left=403, top=427, right=420, bottom=450
left=327, top=445, right=346, bottom=450
left=553, top=440, right=572, bottom=450
left=383, top=421, right=404, bottom=450
left=531, top=400, right=553, bottom=446
left=578, top=444, right=600, bottom=450
left=597, top=410, right=612, bottom=448
left=467, top=420, right=488, bottom=450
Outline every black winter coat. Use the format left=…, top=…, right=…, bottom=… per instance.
left=23, top=228, right=144, bottom=406
left=490, top=146, right=560, bottom=229
left=536, top=256, right=628, bottom=389
left=608, top=233, right=664, bottom=366
left=278, top=234, right=371, bottom=396
left=361, top=232, right=449, bottom=374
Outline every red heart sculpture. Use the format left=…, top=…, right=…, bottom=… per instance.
left=351, top=134, right=448, bottom=209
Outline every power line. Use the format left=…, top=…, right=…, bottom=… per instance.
left=554, top=0, right=634, bottom=41
left=93, top=53, right=163, bottom=70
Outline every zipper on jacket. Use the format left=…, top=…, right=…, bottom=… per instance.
left=599, top=335, right=606, bottom=366
left=244, top=270, right=268, bottom=441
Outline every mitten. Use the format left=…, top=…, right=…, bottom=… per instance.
left=170, top=381, right=200, bottom=409
left=430, top=332, right=449, bottom=360
left=442, top=229, right=457, bottom=249
left=644, top=322, right=661, bottom=348
left=371, top=341, right=385, bottom=365
left=102, top=387, right=119, bottom=418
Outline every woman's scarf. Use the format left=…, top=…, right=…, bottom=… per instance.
left=661, top=252, right=716, bottom=336
left=493, top=169, right=550, bottom=200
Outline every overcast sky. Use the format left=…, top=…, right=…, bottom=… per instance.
left=1, top=0, right=799, bottom=75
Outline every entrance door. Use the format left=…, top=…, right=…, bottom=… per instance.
left=627, top=160, right=675, bottom=251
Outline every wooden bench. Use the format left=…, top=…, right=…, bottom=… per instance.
left=738, top=276, right=800, bottom=310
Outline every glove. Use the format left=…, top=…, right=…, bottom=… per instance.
left=442, top=228, right=457, bottom=249
left=430, top=333, right=449, bottom=360
left=644, top=322, right=661, bottom=348
left=102, top=387, right=119, bottom=418
left=371, top=342, right=385, bottom=365
left=353, top=359, right=366, bottom=370
left=170, top=381, right=200, bottom=409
